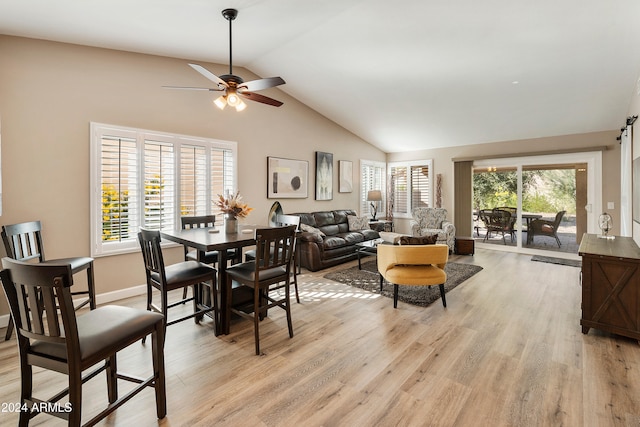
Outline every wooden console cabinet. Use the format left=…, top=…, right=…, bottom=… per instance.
left=579, top=233, right=640, bottom=340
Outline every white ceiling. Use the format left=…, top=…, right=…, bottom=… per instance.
left=2, top=0, right=640, bottom=152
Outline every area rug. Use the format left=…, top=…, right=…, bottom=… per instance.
left=323, top=260, right=483, bottom=307
left=531, top=255, right=582, bottom=268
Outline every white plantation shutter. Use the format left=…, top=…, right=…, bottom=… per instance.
left=144, top=140, right=175, bottom=230
left=360, top=160, right=386, bottom=218
left=389, top=160, right=432, bottom=218
left=181, top=145, right=208, bottom=217
left=100, top=135, right=139, bottom=244
left=91, top=123, right=237, bottom=256
left=411, top=165, right=430, bottom=209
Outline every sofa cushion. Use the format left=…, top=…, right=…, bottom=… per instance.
left=347, top=215, right=369, bottom=231
left=300, top=223, right=325, bottom=237
left=314, top=211, right=337, bottom=227
left=323, top=236, right=348, bottom=249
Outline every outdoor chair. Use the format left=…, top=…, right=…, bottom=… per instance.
left=479, top=209, right=513, bottom=244
left=226, top=225, right=297, bottom=355
left=377, top=243, right=449, bottom=308
left=1, top=220, right=95, bottom=341
left=0, top=257, right=166, bottom=426
left=527, top=210, right=566, bottom=247
left=495, top=206, right=517, bottom=240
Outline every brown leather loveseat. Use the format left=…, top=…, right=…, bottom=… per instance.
left=292, top=209, right=380, bottom=272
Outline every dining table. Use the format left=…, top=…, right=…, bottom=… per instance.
left=161, top=225, right=259, bottom=335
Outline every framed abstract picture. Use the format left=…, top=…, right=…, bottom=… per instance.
left=339, top=160, right=353, bottom=193
left=267, top=157, right=309, bottom=198
left=315, top=151, right=333, bottom=200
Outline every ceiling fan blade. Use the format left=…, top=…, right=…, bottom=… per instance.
left=162, top=85, right=224, bottom=92
left=239, top=91, right=283, bottom=107
left=238, top=77, right=285, bottom=92
left=188, top=63, right=228, bottom=88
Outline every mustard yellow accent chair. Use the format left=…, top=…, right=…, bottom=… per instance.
left=377, top=244, right=449, bottom=308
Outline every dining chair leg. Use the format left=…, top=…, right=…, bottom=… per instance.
left=254, top=288, right=261, bottom=355
left=152, top=323, right=167, bottom=418
left=292, top=262, right=300, bottom=303
left=4, top=317, right=14, bottom=341
left=285, top=281, right=294, bottom=338
left=106, top=354, right=118, bottom=403
left=19, top=364, right=32, bottom=426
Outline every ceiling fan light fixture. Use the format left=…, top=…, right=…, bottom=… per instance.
left=234, top=99, right=247, bottom=112
left=214, top=95, right=227, bottom=110
left=226, top=89, right=241, bottom=107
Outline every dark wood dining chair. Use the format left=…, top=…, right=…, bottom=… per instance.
left=180, top=215, right=241, bottom=300
left=1, top=220, right=95, bottom=341
left=138, top=228, right=219, bottom=336
left=226, top=225, right=297, bottom=355
left=0, top=257, right=166, bottom=426
left=244, top=214, right=302, bottom=302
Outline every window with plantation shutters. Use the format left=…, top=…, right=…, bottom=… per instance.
left=90, top=123, right=237, bottom=256
left=411, top=165, right=430, bottom=209
left=389, top=160, right=432, bottom=218
left=360, top=160, right=386, bottom=218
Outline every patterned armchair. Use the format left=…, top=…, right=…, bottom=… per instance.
left=410, top=208, right=456, bottom=252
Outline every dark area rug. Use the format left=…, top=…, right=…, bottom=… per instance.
left=531, top=255, right=582, bottom=268
left=324, top=260, right=483, bottom=307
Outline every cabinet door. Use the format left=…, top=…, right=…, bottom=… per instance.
left=587, top=258, right=639, bottom=333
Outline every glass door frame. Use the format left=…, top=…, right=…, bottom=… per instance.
left=473, top=150, right=602, bottom=258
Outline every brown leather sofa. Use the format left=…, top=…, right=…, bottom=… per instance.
left=292, top=209, right=380, bottom=272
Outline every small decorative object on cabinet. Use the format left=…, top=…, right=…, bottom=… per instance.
left=598, top=212, right=614, bottom=239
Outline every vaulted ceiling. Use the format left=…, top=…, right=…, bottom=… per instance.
left=2, top=0, right=640, bottom=152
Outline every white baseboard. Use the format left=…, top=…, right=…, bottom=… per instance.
left=0, top=284, right=148, bottom=329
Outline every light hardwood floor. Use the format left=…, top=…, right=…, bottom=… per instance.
left=1, top=249, right=639, bottom=426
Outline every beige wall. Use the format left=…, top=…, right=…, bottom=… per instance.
left=0, top=36, right=385, bottom=315
left=388, top=131, right=620, bottom=235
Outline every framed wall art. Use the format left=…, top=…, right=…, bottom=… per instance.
left=338, top=160, right=353, bottom=193
left=267, top=157, right=309, bottom=198
left=315, top=151, right=333, bottom=200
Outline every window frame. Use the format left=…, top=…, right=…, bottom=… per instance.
left=90, top=122, right=237, bottom=257
left=388, top=159, right=433, bottom=219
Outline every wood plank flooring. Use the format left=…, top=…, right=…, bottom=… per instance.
left=1, top=249, right=639, bottom=426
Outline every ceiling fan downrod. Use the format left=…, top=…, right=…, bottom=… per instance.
left=222, top=8, right=237, bottom=76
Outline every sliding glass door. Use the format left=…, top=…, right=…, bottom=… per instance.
left=472, top=152, right=601, bottom=256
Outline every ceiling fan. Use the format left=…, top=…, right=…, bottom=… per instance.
left=165, top=8, right=285, bottom=111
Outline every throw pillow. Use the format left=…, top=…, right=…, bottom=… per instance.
left=399, top=234, right=438, bottom=245
left=347, top=215, right=370, bottom=231
left=300, top=223, right=326, bottom=237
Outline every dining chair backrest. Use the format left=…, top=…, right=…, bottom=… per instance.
left=254, top=225, right=297, bottom=273
left=1, top=220, right=46, bottom=263
left=181, top=215, right=216, bottom=230
left=275, top=214, right=301, bottom=230
left=1, top=257, right=74, bottom=349
left=138, top=229, right=168, bottom=284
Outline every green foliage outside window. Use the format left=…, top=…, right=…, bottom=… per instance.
left=102, top=184, right=129, bottom=242
left=473, top=169, right=576, bottom=215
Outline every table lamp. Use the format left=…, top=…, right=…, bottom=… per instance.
left=367, top=190, right=382, bottom=221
